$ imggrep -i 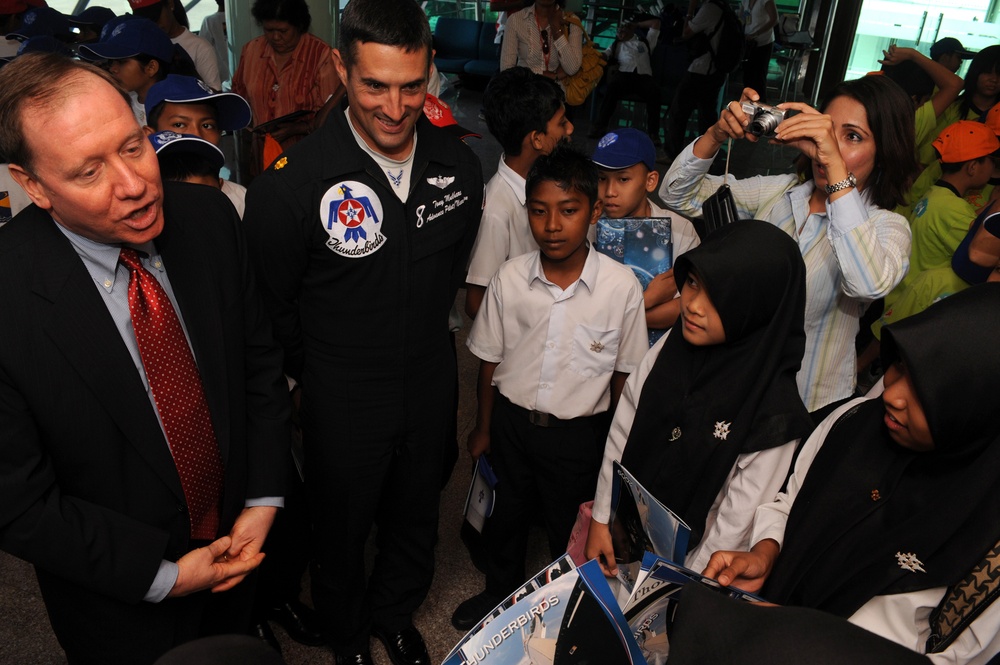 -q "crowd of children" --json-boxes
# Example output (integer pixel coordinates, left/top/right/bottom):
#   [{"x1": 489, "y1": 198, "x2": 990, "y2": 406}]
[{"x1": 0, "y1": 6, "x2": 999, "y2": 663}]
